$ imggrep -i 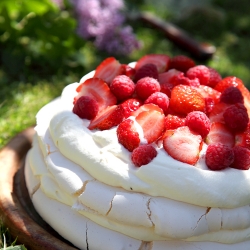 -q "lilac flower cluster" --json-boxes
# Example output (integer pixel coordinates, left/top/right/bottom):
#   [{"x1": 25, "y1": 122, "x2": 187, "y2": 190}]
[{"x1": 71, "y1": 0, "x2": 141, "y2": 55}]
